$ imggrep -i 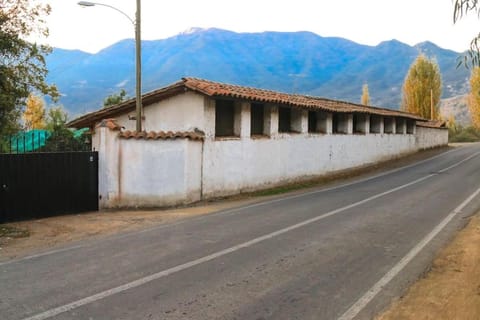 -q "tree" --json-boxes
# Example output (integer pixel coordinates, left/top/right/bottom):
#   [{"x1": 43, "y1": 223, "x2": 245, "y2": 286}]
[
  {"x1": 43, "y1": 106, "x2": 87, "y2": 151},
  {"x1": 23, "y1": 93, "x2": 46, "y2": 129},
  {"x1": 448, "y1": 114, "x2": 457, "y2": 128},
  {"x1": 468, "y1": 67, "x2": 480, "y2": 128},
  {"x1": 361, "y1": 84, "x2": 370, "y2": 105},
  {"x1": 401, "y1": 55, "x2": 442, "y2": 119},
  {"x1": 0, "y1": 0, "x2": 58, "y2": 137},
  {"x1": 104, "y1": 89, "x2": 128, "y2": 107},
  {"x1": 45, "y1": 106, "x2": 68, "y2": 132},
  {"x1": 454, "y1": 0, "x2": 480, "y2": 67}
]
